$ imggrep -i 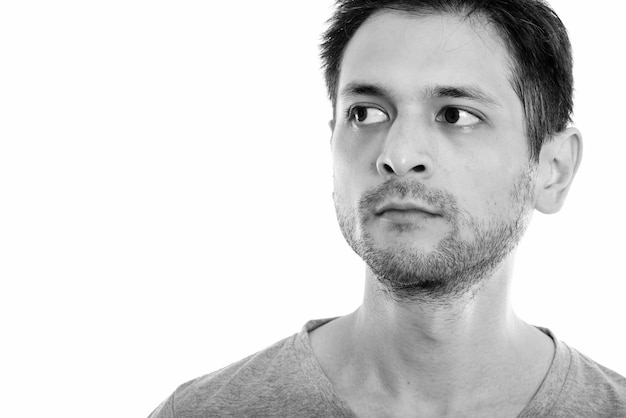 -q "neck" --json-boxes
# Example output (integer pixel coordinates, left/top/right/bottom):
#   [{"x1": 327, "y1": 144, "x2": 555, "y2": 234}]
[
  {"x1": 310, "y1": 256, "x2": 555, "y2": 416},
  {"x1": 356, "y1": 261, "x2": 521, "y2": 389}
]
